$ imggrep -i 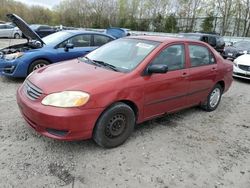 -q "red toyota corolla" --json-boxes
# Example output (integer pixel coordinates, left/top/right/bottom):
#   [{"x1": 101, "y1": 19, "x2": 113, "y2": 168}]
[{"x1": 16, "y1": 36, "x2": 233, "y2": 148}]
